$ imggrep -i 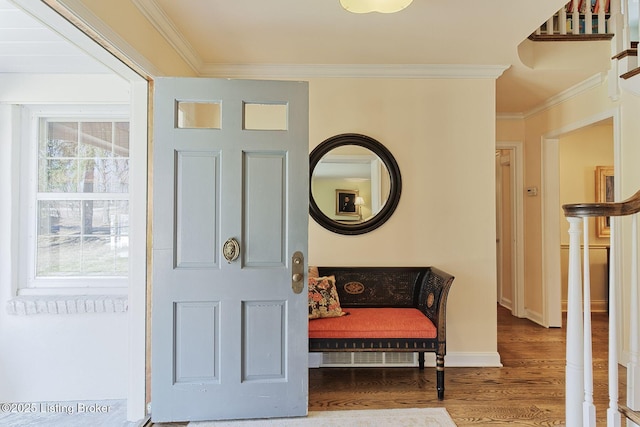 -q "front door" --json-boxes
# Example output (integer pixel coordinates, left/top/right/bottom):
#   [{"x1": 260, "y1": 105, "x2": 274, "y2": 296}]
[{"x1": 151, "y1": 78, "x2": 309, "y2": 422}]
